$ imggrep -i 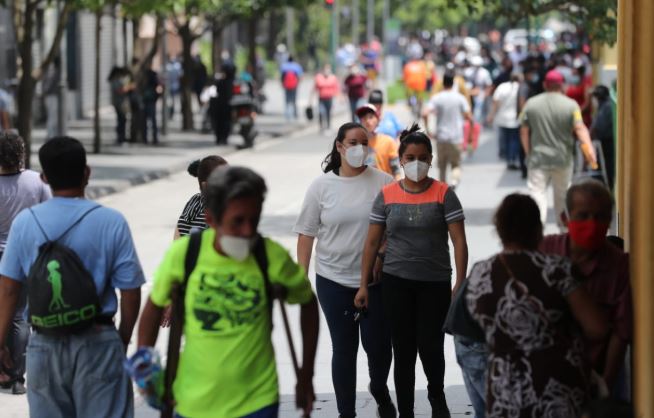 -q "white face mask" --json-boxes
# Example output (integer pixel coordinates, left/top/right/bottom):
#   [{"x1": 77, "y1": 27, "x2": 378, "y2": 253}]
[
  {"x1": 343, "y1": 144, "x2": 368, "y2": 168},
  {"x1": 219, "y1": 235, "x2": 255, "y2": 261},
  {"x1": 403, "y1": 160, "x2": 430, "y2": 182}
]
